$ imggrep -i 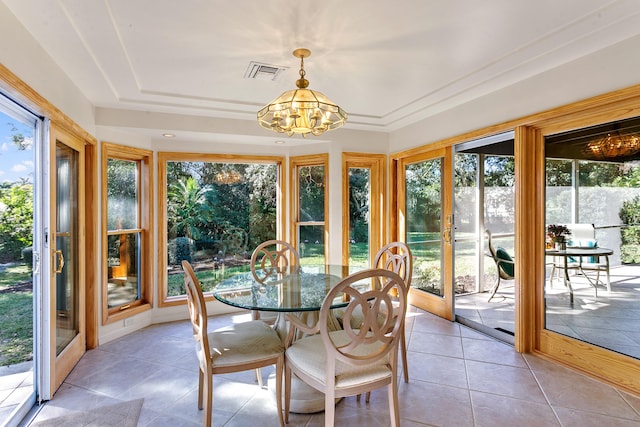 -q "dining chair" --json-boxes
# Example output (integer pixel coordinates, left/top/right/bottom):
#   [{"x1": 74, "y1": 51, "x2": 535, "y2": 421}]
[
  {"x1": 373, "y1": 241, "x2": 413, "y2": 384},
  {"x1": 182, "y1": 261, "x2": 285, "y2": 427},
  {"x1": 283, "y1": 268, "x2": 408, "y2": 427},
  {"x1": 250, "y1": 239, "x2": 300, "y2": 323}
]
